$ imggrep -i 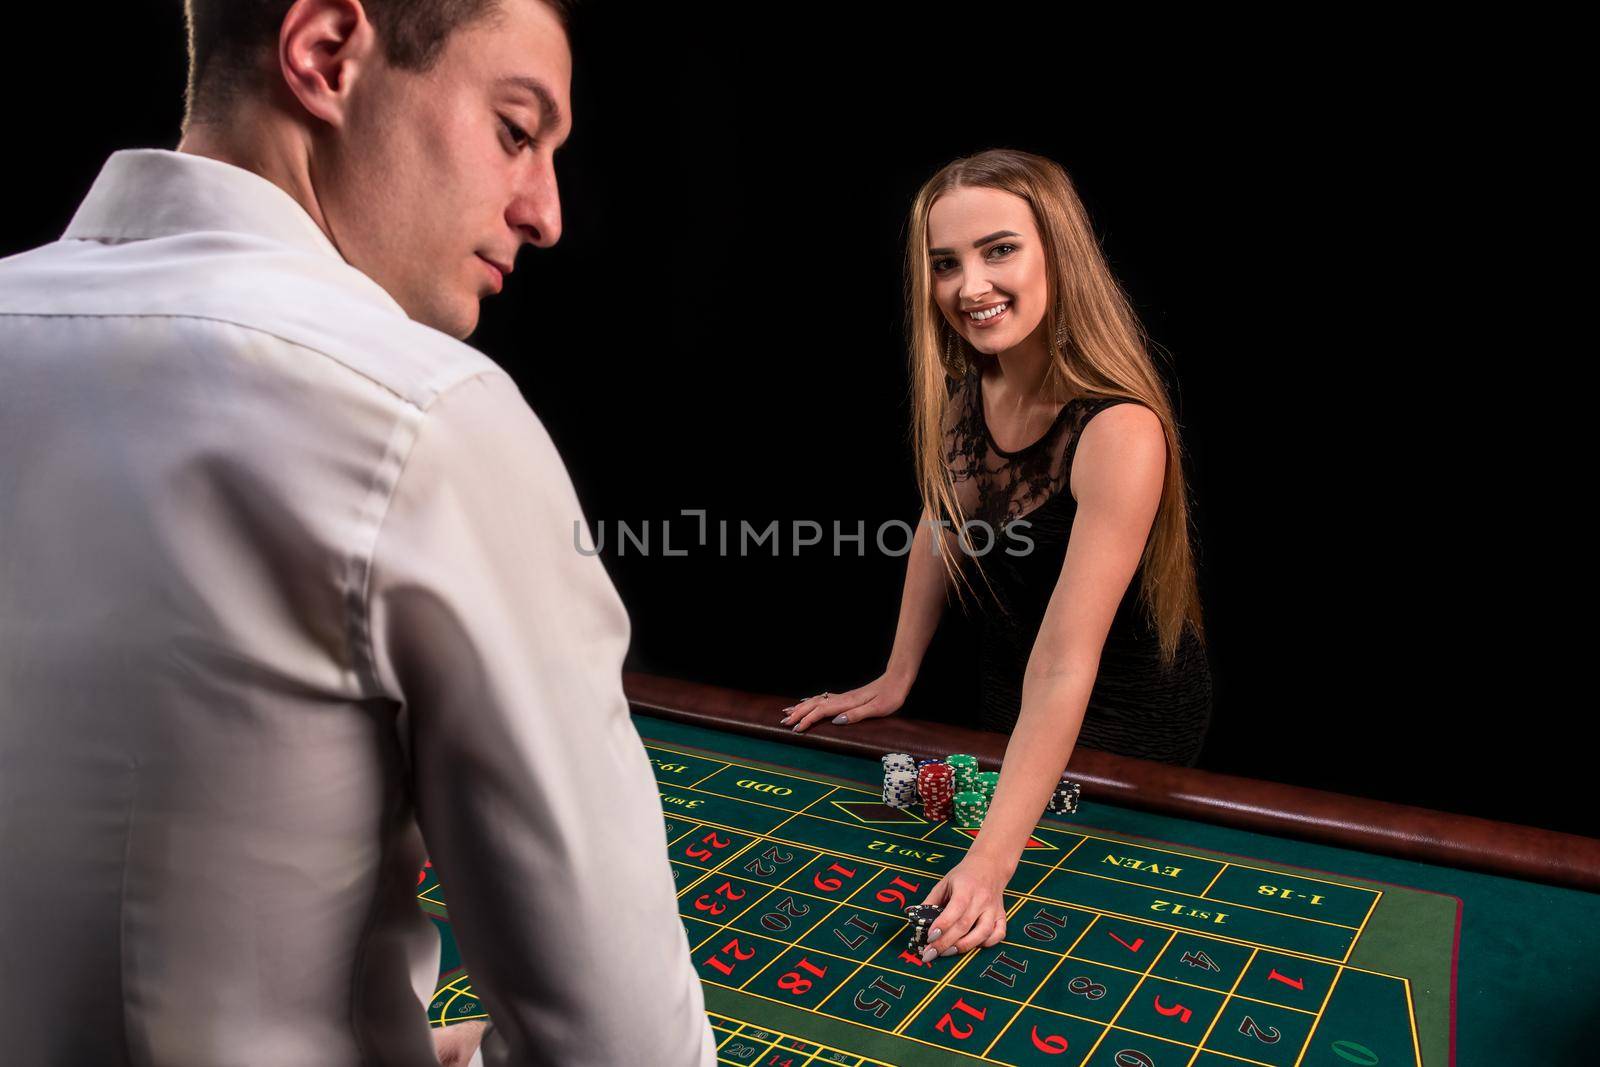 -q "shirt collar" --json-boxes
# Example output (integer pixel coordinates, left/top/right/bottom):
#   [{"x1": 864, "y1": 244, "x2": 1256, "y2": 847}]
[
  {"x1": 64, "y1": 149, "x2": 347, "y2": 264},
  {"x1": 64, "y1": 149, "x2": 406, "y2": 317}
]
